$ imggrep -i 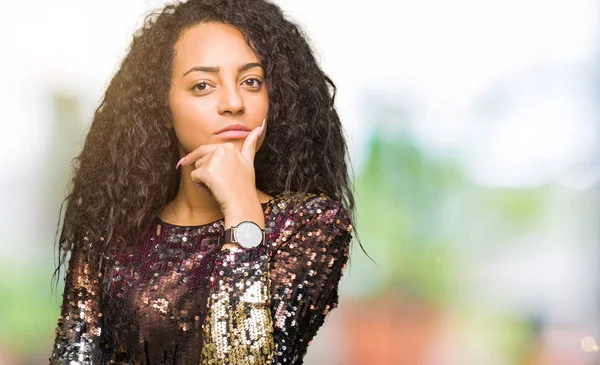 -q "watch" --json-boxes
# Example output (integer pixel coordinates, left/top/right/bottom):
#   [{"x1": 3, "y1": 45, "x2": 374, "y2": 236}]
[{"x1": 219, "y1": 220, "x2": 265, "y2": 249}]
